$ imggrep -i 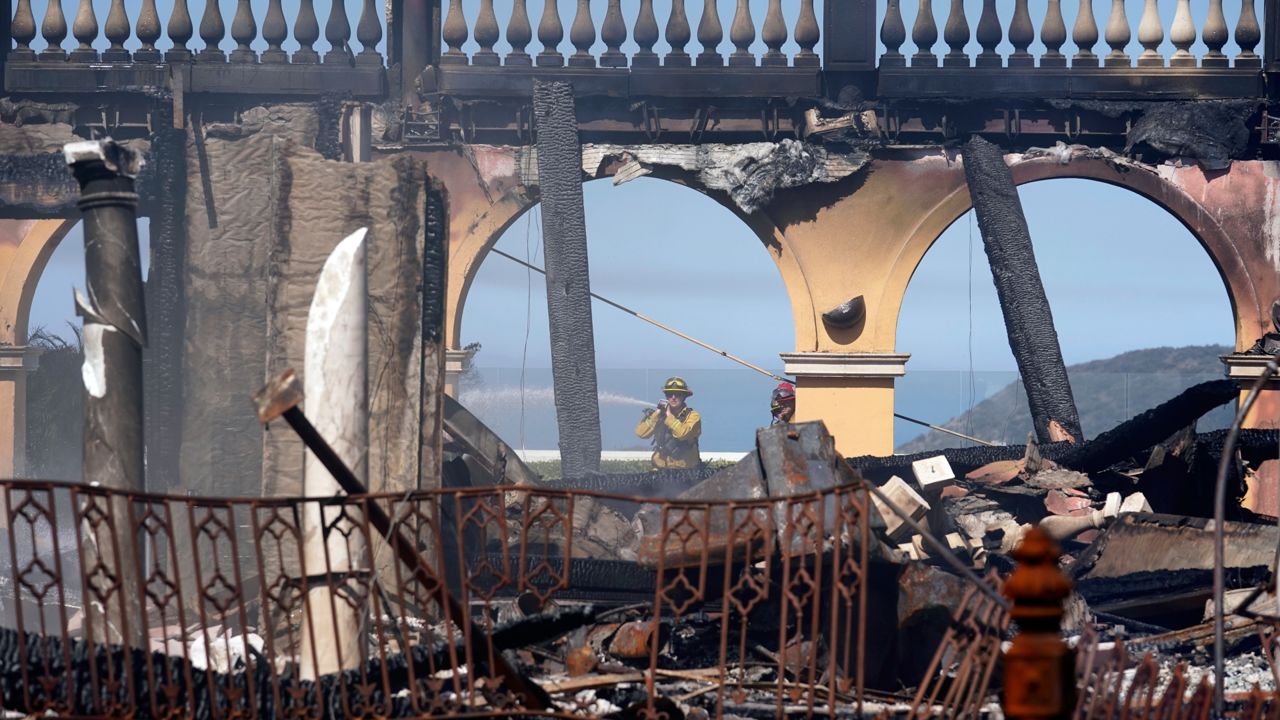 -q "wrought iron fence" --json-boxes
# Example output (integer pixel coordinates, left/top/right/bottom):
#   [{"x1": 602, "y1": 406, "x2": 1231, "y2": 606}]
[{"x1": 0, "y1": 477, "x2": 892, "y2": 718}]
